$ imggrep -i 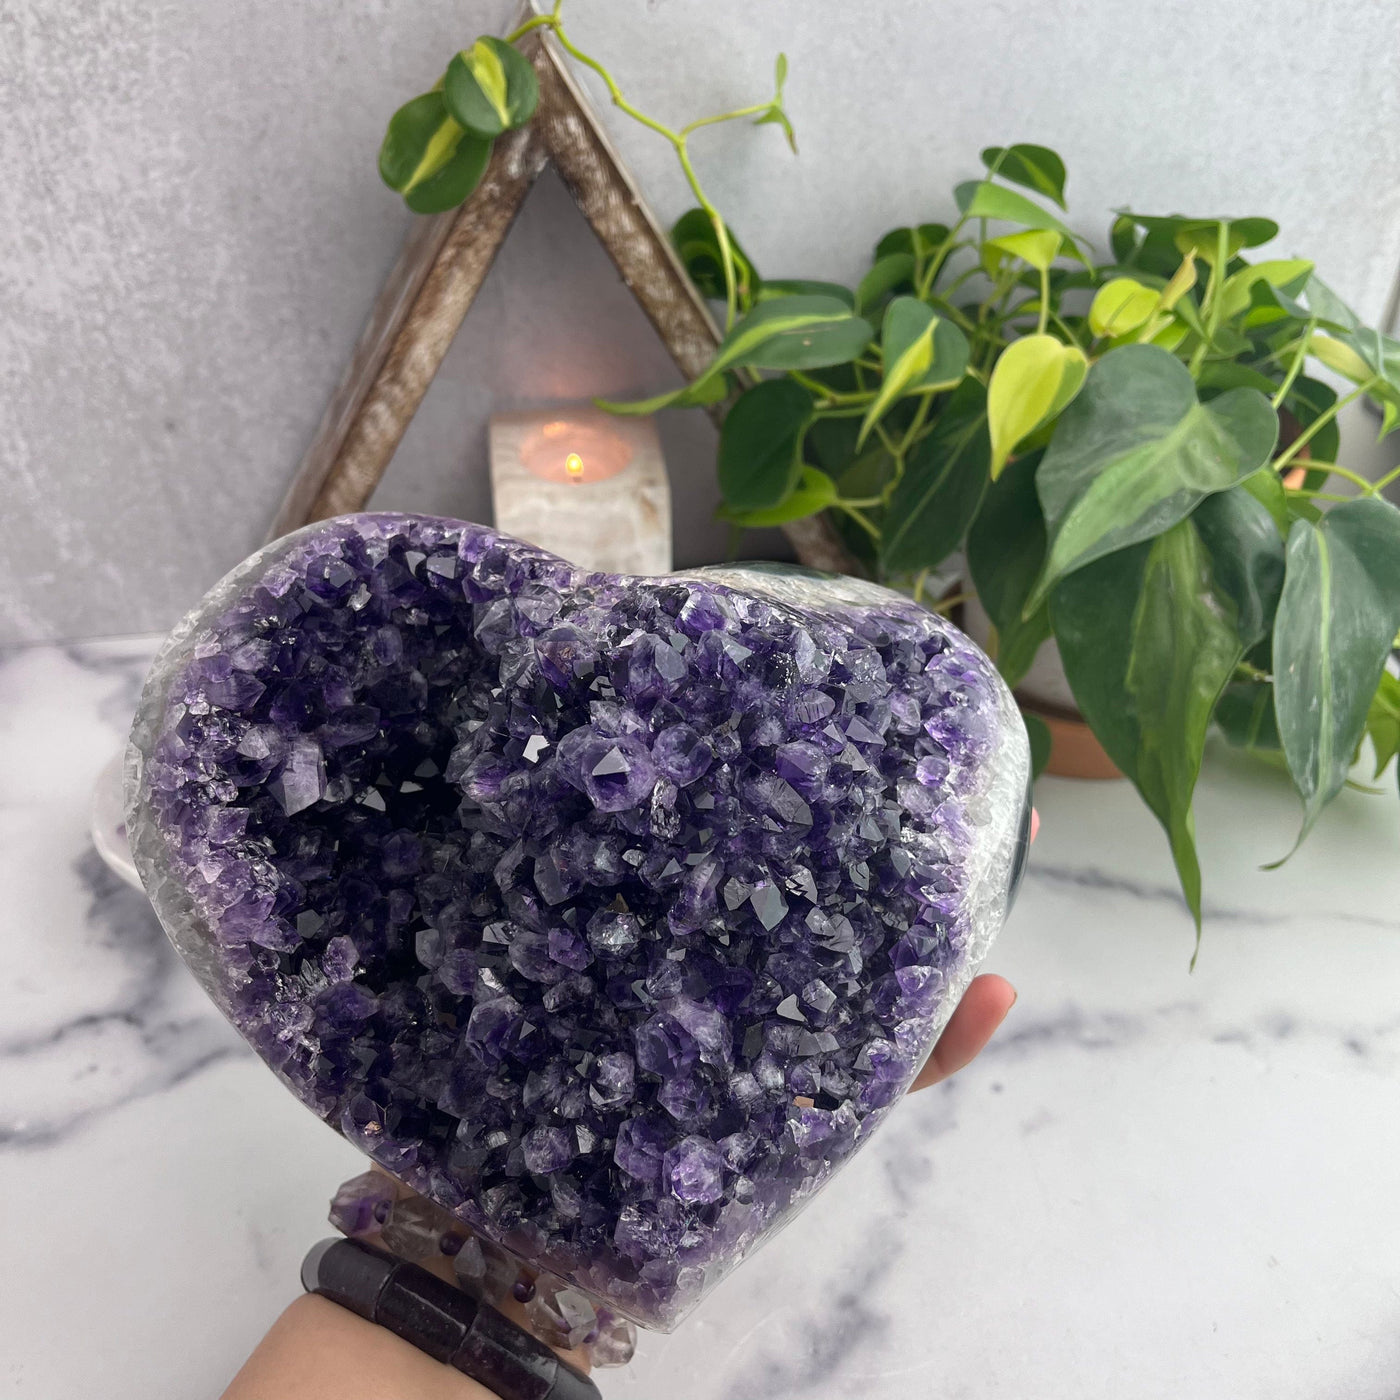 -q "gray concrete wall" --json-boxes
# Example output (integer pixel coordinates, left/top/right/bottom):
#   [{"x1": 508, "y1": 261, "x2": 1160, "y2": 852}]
[{"x1": 3, "y1": 0, "x2": 1398, "y2": 643}]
